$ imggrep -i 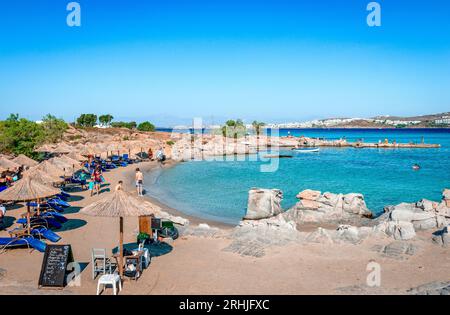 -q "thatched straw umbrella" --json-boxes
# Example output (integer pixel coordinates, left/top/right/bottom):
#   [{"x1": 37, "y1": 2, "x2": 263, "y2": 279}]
[
  {"x1": 51, "y1": 143, "x2": 72, "y2": 155},
  {"x1": 67, "y1": 151, "x2": 86, "y2": 162},
  {"x1": 32, "y1": 160, "x2": 66, "y2": 178},
  {"x1": 12, "y1": 154, "x2": 38, "y2": 168},
  {"x1": 0, "y1": 157, "x2": 20, "y2": 170},
  {"x1": 35, "y1": 144, "x2": 55, "y2": 153},
  {"x1": 80, "y1": 190, "x2": 159, "y2": 278},
  {"x1": 23, "y1": 168, "x2": 64, "y2": 186},
  {"x1": 58, "y1": 155, "x2": 82, "y2": 167},
  {"x1": 79, "y1": 146, "x2": 96, "y2": 157},
  {"x1": 47, "y1": 157, "x2": 81, "y2": 175},
  {"x1": 0, "y1": 177, "x2": 60, "y2": 234}
]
